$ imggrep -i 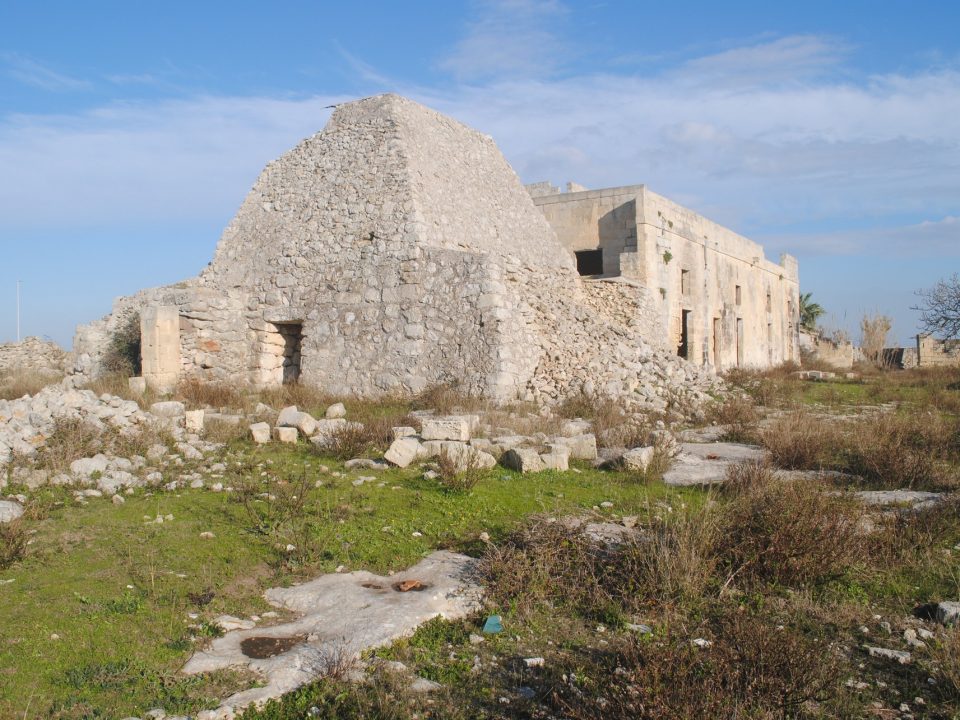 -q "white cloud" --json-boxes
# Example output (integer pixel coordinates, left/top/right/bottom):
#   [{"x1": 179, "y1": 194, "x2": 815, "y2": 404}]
[
  {"x1": 438, "y1": 0, "x2": 569, "y2": 82},
  {"x1": 0, "y1": 34, "x2": 957, "y2": 263},
  {"x1": 3, "y1": 52, "x2": 91, "y2": 91}
]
